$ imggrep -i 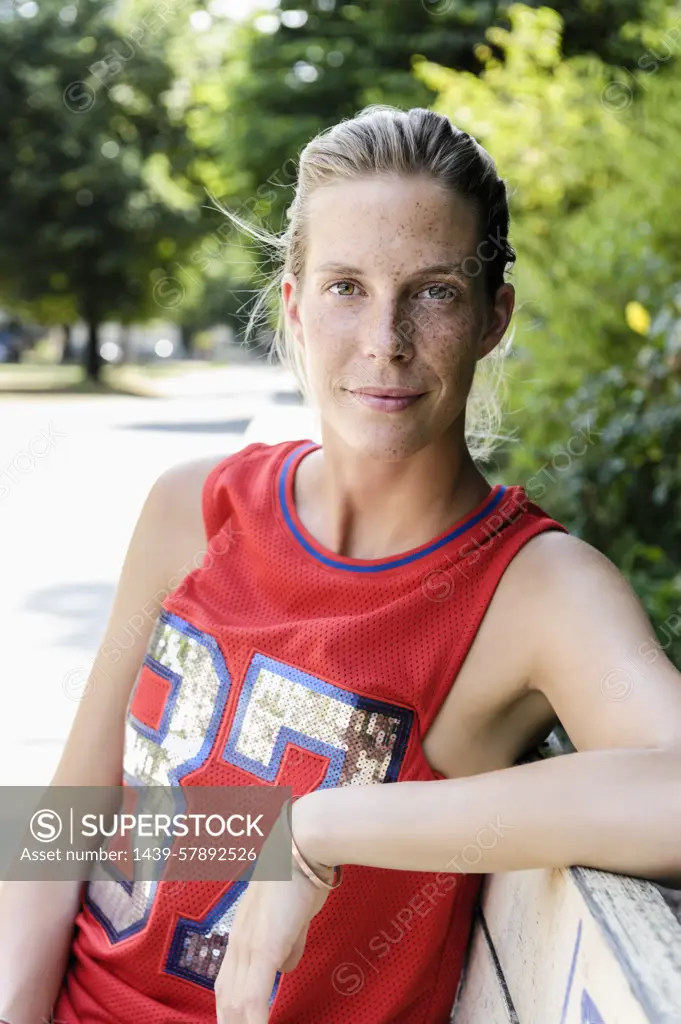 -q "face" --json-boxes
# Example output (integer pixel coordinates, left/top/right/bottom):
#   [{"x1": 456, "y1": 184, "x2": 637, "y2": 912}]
[{"x1": 281, "y1": 173, "x2": 515, "y2": 459}]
